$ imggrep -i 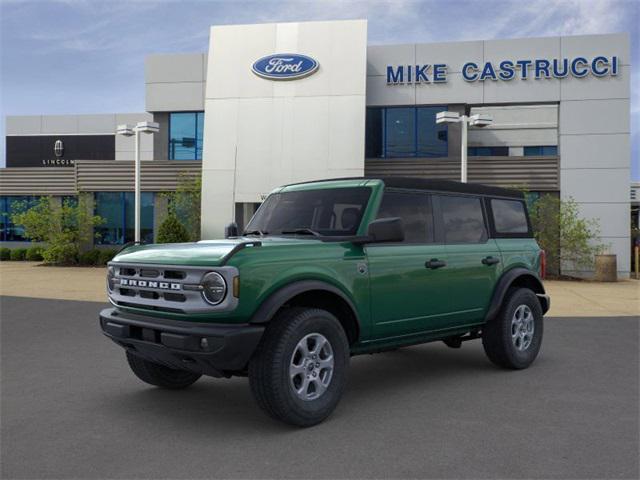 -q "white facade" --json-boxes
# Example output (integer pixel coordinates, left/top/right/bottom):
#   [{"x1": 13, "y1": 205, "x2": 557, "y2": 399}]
[
  {"x1": 199, "y1": 20, "x2": 368, "y2": 238},
  {"x1": 191, "y1": 22, "x2": 630, "y2": 276}
]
